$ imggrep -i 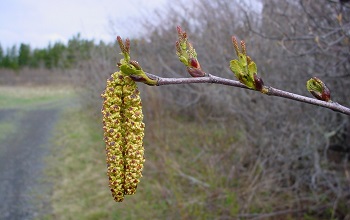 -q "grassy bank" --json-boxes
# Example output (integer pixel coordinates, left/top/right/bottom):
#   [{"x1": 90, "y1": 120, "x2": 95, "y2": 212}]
[
  {"x1": 43, "y1": 104, "x2": 349, "y2": 219},
  {"x1": 0, "y1": 85, "x2": 72, "y2": 109},
  {"x1": 43, "y1": 106, "x2": 112, "y2": 219},
  {"x1": 43, "y1": 101, "x2": 255, "y2": 219}
]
